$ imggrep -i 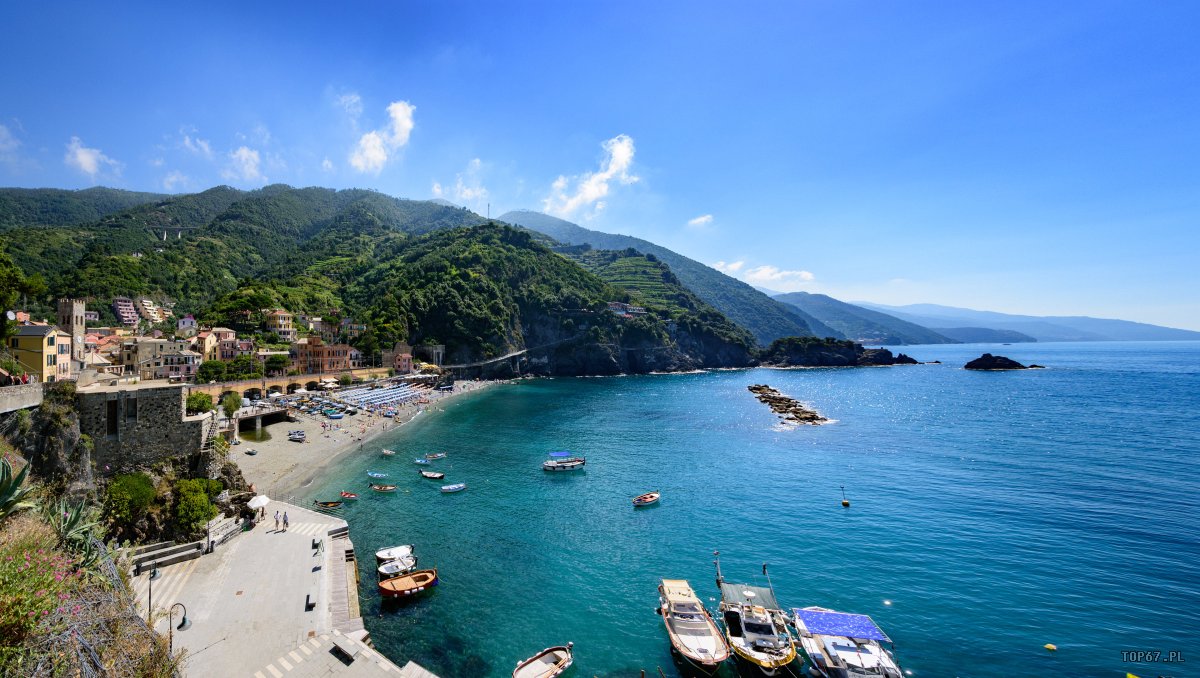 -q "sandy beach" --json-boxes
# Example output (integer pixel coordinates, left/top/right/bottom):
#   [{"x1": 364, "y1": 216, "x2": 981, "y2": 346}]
[{"x1": 233, "y1": 379, "x2": 498, "y2": 498}]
